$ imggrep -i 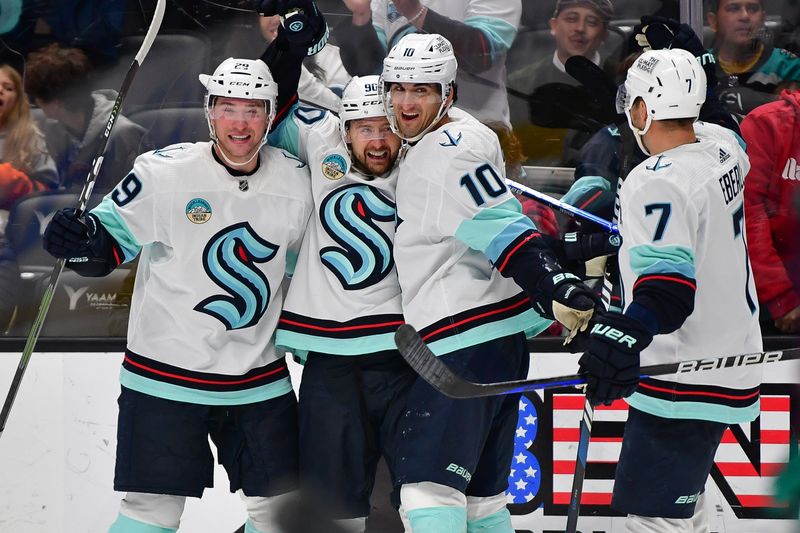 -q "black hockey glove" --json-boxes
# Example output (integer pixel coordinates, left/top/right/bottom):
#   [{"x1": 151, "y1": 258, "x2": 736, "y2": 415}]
[
  {"x1": 44, "y1": 208, "x2": 107, "y2": 259},
  {"x1": 578, "y1": 312, "x2": 653, "y2": 406},
  {"x1": 255, "y1": 0, "x2": 328, "y2": 56},
  {"x1": 534, "y1": 271, "x2": 601, "y2": 346},
  {"x1": 634, "y1": 15, "x2": 717, "y2": 88}
]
